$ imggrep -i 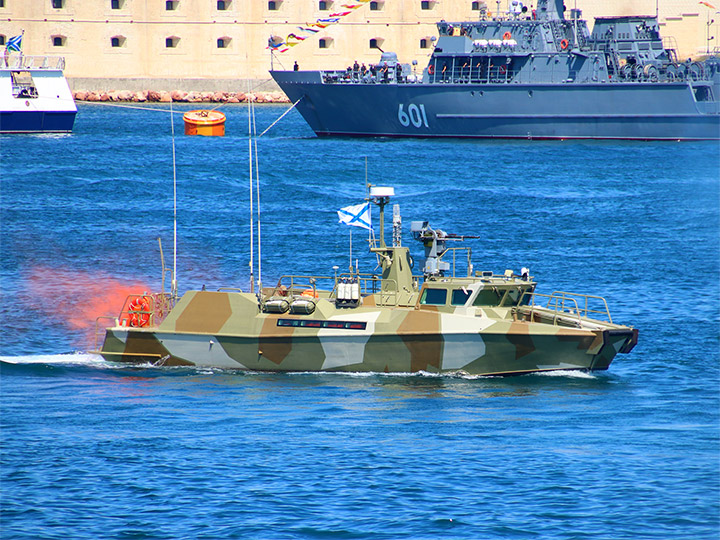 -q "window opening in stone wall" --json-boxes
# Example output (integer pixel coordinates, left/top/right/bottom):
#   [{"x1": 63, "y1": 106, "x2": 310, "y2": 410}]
[
  {"x1": 52, "y1": 0, "x2": 64, "y2": 8},
  {"x1": 52, "y1": 36, "x2": 66, "y2": 46}
]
